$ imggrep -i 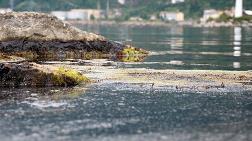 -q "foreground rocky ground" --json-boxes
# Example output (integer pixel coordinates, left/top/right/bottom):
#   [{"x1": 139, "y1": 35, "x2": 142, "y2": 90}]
[
  {"x1": 2, "y1": 59, "x2": 251, "y2": 100},
  {"x1": 40, "y1": 60, "x2": 252, "y2": 93}
]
